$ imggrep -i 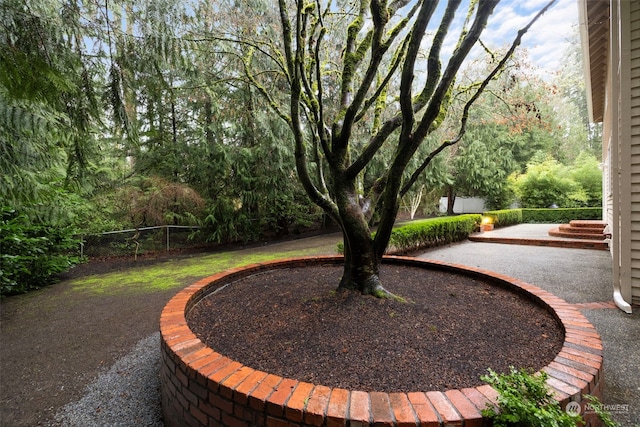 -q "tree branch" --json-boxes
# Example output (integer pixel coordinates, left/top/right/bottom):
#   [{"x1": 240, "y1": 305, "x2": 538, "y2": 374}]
[
  {"x1": 337, "y1": 0, "x2": 418, "y2": 152},
  {"x1": 400, "y1": 0, "x2": 558, "y2": 197},
  {"x1": 353, "y1": 37, "x2": 408, "y2": 125},
  {"x1": 346, "y1": 0, "x2": 457, "y2": 180},
  {"x1": 241, "y1": 50, "x2": 291, "y2": 125},
  {"x1": 352, "y1": 0, "x2": 420, "y2": 124},
  {"x1": 278, "y1": 0, "x2": 340, "y2": 221},
  {"x1": 338, "y1": 0, "x2": 367, "y2": 110},
  {"x1": 399, "y1": 0, "x2": 440, "y2": 128},
  {"x1": 192, "y1": 34, "x2": 290, "y2": 83},
  {"x1": 412, "y1": 0, "x2": 461, "y2": 112}
]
